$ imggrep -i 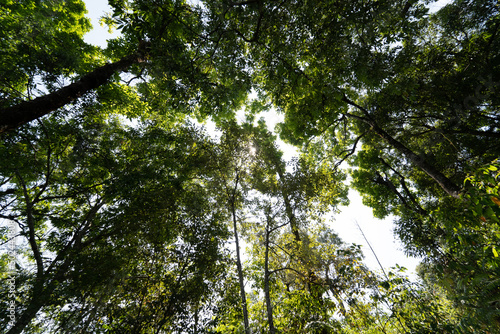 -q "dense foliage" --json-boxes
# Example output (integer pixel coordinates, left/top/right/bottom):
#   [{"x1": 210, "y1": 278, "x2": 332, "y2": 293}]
[{"x1": 1, "y1": 0, "x2": 499, "y2": 333}]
